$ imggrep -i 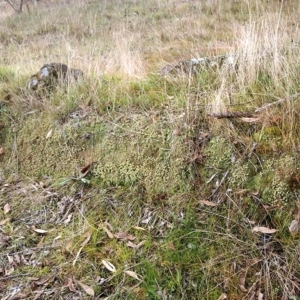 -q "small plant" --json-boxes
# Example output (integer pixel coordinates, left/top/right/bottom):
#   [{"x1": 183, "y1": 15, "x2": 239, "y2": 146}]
[{"x1": 0, "y1": 67, "x2": 14, "y2": 83}]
